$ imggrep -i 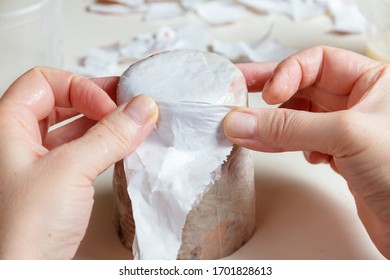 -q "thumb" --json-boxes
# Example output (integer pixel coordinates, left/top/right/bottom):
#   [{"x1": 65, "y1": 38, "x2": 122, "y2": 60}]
[
  {"x1": 224, "y1": 107, "x2": 360, "y2": 157},
  {"x1": 49, "y1": 94, "x2": 158, "y2": 178}
]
